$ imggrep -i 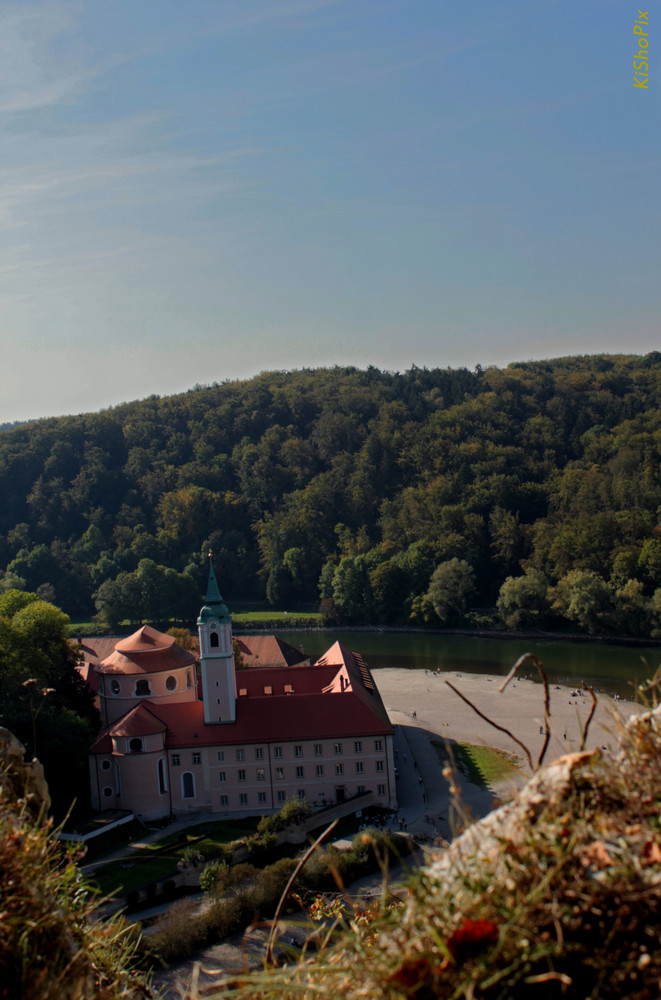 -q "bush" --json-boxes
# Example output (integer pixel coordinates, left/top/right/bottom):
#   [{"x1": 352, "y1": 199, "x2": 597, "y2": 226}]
[
  {"x1": 245, "y1": 831, "x2": 278, "y2": 859},
  {"x1": 200, "y1": 860, "x2": 230, "y2": 896}
]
